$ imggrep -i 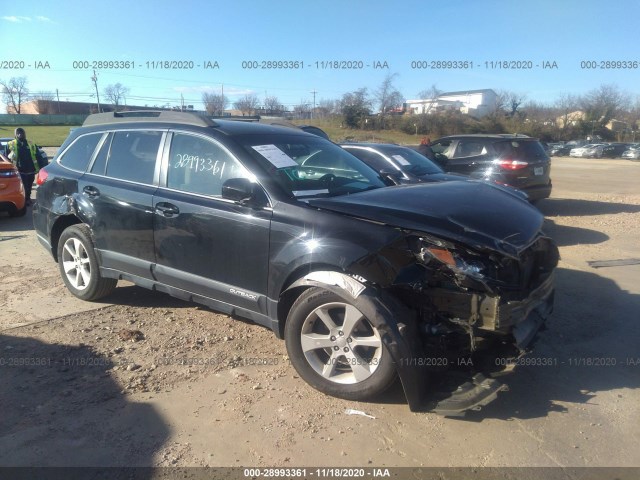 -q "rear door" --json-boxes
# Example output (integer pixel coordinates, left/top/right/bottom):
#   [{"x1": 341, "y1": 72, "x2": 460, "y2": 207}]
[
  {"x1": 152, "y1": 131, "x2": 272, "y2": 312},
  {"x1": 81, "y1": 129, "x2": 163, "y2": 280},
  {"x1": 447, "y1": 138, "x2": 493, "y2": 176}
]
